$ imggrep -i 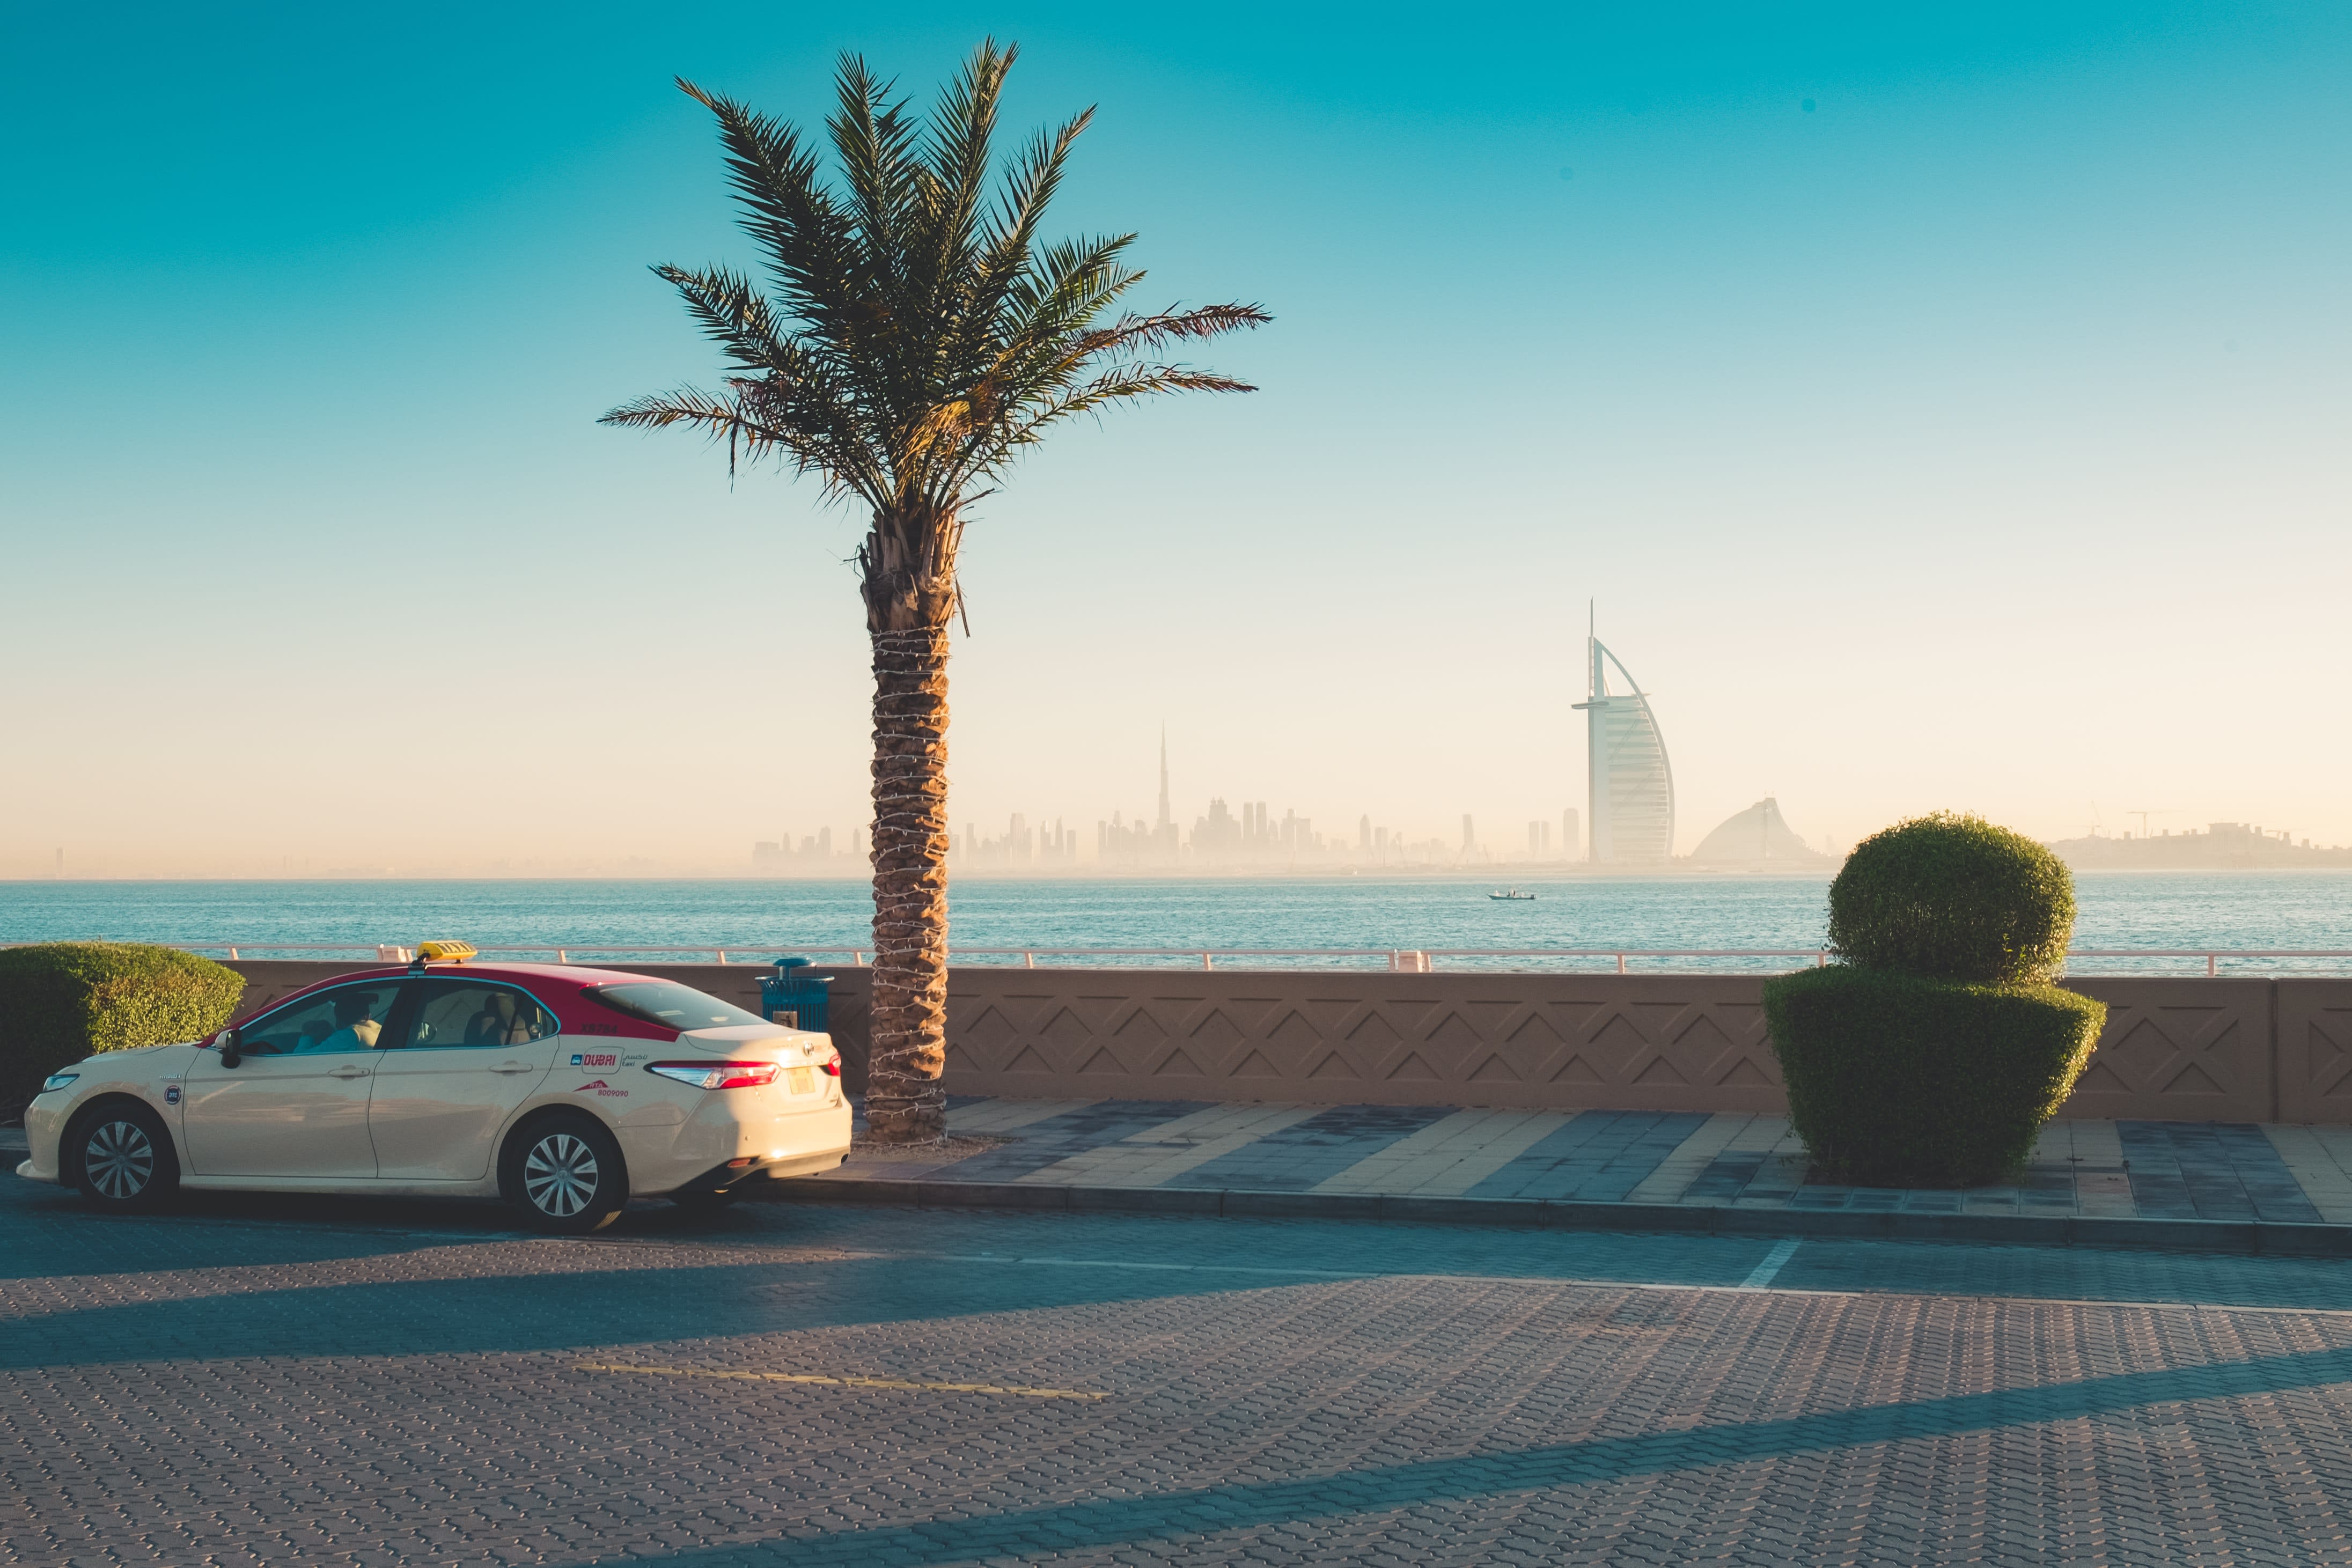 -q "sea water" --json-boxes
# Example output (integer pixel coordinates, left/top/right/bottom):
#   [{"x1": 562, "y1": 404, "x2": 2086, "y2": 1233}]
[{"x1": 2, "y1": 872, "x2": 2348, "y2": 974}]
